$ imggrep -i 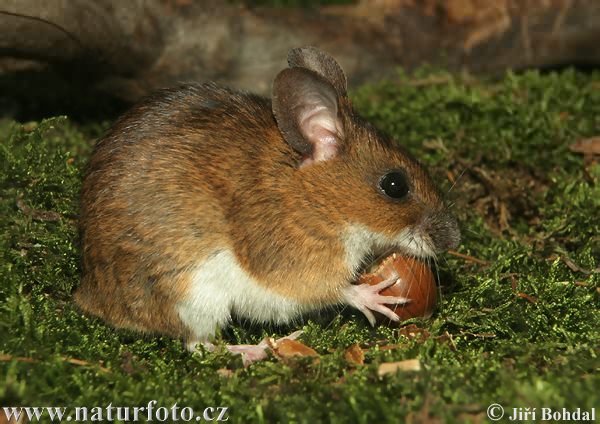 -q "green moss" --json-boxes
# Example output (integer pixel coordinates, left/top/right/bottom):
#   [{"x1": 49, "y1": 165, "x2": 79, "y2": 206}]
[{"x1": 1, "y1": 69, "x2": 599, "y2": 422}]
